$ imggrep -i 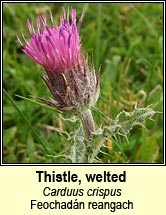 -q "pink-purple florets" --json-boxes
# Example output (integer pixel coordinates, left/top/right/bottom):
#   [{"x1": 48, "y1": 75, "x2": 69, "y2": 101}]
[{"x1": 17, "y1": 8, "x2": 84, "y2": 73}]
